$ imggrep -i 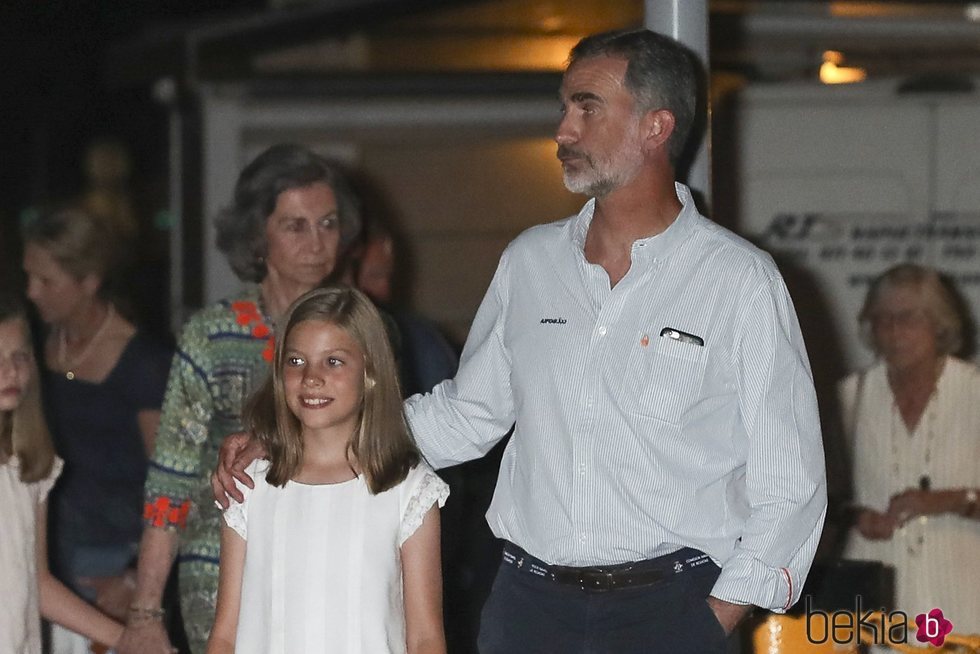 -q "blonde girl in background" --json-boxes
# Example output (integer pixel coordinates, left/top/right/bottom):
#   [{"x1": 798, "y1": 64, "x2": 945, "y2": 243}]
[
  {"x1": 0, "y1": 292, "x2": 123, "y2": 653},
  {"x1": 207, "y1": 286, "x2": 448, "y2": 654}
]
